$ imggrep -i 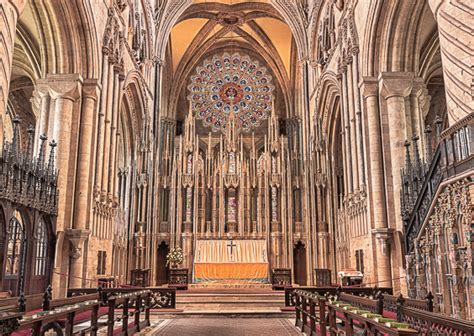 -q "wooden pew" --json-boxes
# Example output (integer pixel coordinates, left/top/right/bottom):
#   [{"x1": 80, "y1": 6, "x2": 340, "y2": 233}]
[
  {"x1": 338, "y1": 292, "x2": 383, "y2": 315},
  {"x1": 383, "y1": 292, "x2": 434, "y2": 320},
  {"x1": 294, "y1": 290, "x2": 419, "y2": 336},
  {"x1": 294, "y1": 288, "x2": 474, "y2": 336},
  {"x1": 327, "y1": 302, "x2": 418, "y2": 336},
  {"x1": 285, "y1": 286, "x2": 393, "y2": 307}
]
